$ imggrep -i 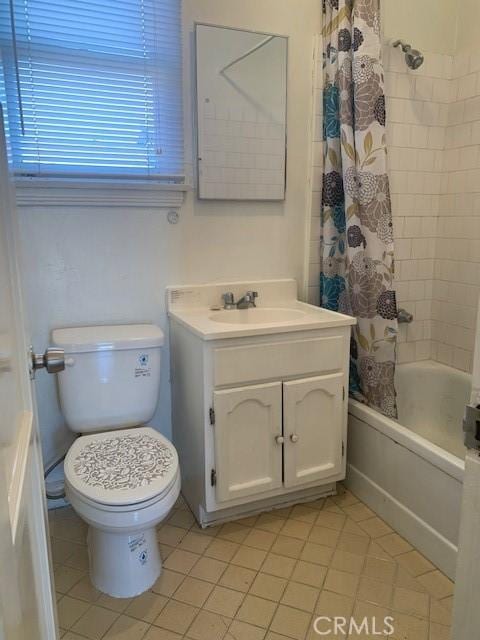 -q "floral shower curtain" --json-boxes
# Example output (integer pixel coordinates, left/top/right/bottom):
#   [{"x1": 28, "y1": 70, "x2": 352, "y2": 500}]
[{"x1": 320, "y1": 0, "x2": 398, "y2": 418}]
